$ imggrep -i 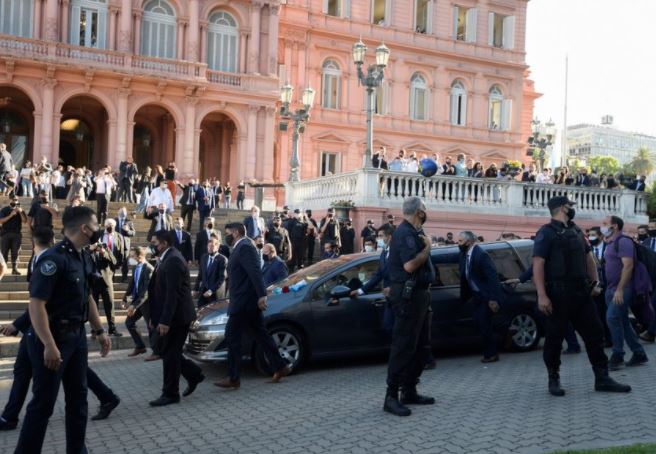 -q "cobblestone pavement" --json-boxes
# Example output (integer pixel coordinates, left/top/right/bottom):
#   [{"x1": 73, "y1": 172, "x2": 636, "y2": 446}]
[{"x1": 1, "y1": 342, "x2": 656, "y2": 454}]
